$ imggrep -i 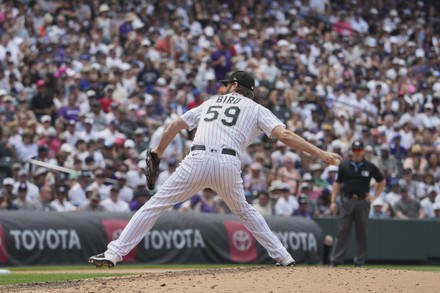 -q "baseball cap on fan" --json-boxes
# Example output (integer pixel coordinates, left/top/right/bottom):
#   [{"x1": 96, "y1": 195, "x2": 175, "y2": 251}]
[
  {"x1": 351, "y1": 140, "x2": 364, "y2": 150},
  {"x1": 219, "y1": 71, "x2": 255, "y2": 91}
]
